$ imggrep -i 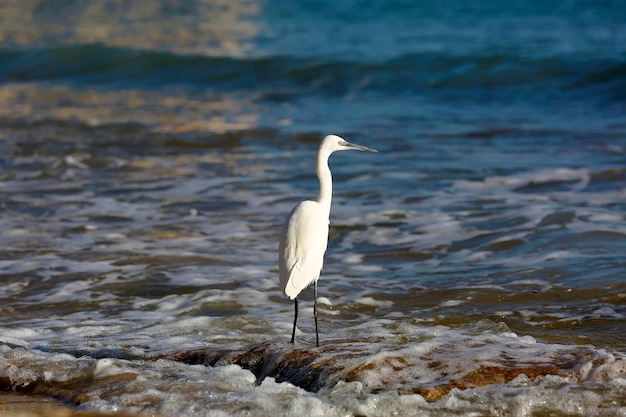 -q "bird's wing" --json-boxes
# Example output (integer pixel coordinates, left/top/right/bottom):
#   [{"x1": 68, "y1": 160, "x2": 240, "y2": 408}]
[{"x1": 279, "y1": 201, "x2": 329, "y2": 299}]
